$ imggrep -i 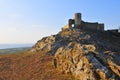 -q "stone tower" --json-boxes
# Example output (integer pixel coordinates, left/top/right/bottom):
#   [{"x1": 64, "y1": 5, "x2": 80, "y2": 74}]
[{"x1": 74, "y1": 13, "x2": 81, "y2": 28}]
